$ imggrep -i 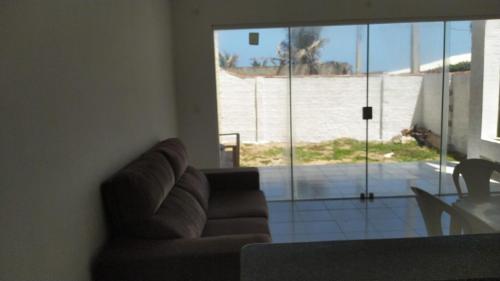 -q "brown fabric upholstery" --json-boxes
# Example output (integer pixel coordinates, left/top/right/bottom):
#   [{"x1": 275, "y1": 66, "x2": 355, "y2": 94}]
[
  {"x1": 97, "y1": 138, "x2": 270, "y2": 281},
  {"x1": 152, "y1": 138, "x2": 188, "y2": 180},
  {"x1": 101, "y1": 151, "x2": 176, "y2": 237},
  {"x1": 175, "y1": 166, "x2": 210, "y2": 211},
  {"x1": 202, "y1": 167, "x2": 260, "y2": 191},
  {"x1": 93, "y1": 234, "x2": 271, "y2": 281},
  {"x1": 208, "y1": 190, "x2": 268, "y2": 219},
  {"x1": 137, "y1": 188, "x2": 207, "y2": 239},
  {"x1": 203, "y1": 217, "x2": 270, "y2": 237}
]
